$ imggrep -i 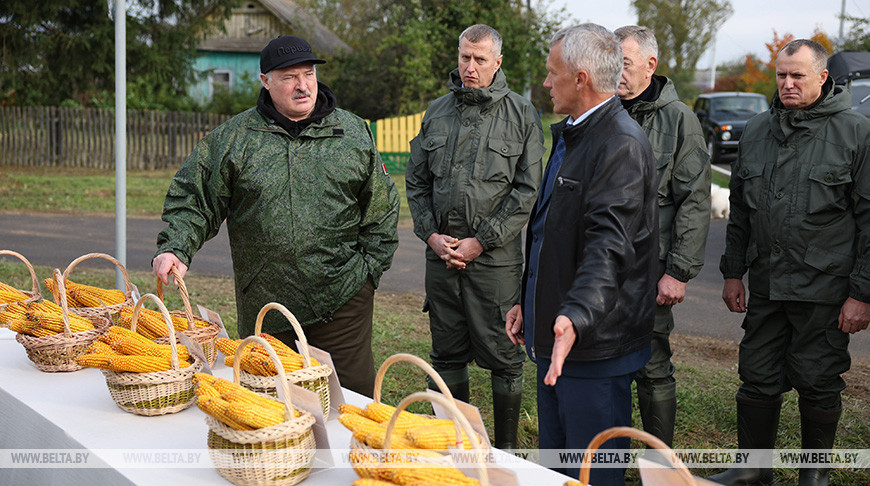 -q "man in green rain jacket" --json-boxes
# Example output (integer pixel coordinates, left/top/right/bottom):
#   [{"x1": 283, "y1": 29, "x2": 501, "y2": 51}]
[
  {"x1": 710, "y1": 40, "x2": 870, "y2": 486},
  {"x1": 153, "y1": 36, "x2": 400, "y2": 397},
  {"x1": 405, "y1": 24, "x2": 545, "y2": 449}
]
